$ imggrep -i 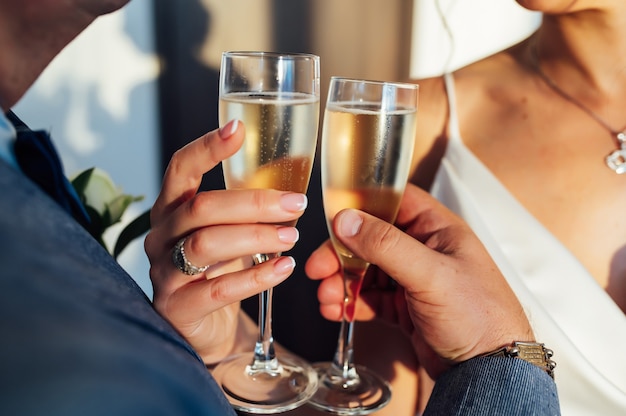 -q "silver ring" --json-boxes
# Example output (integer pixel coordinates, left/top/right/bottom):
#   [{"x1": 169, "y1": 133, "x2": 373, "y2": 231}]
[{"x1": 172, "y1": 237, "x2": 210, "y2": 275}]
